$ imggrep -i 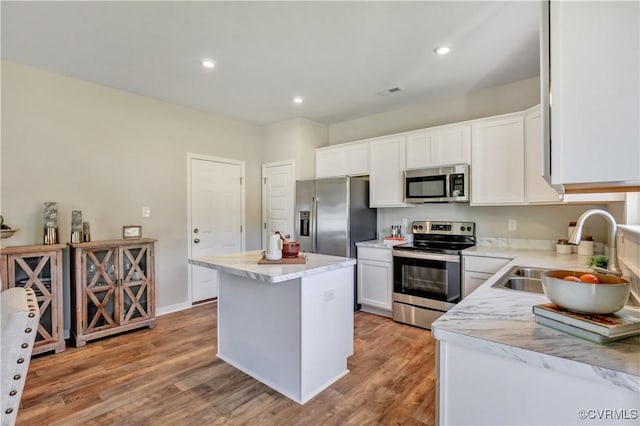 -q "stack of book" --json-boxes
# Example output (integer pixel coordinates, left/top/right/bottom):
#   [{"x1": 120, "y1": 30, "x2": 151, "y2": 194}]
[{"x1": 533, "y1": 303, "x2": 640, "y2": 344}]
